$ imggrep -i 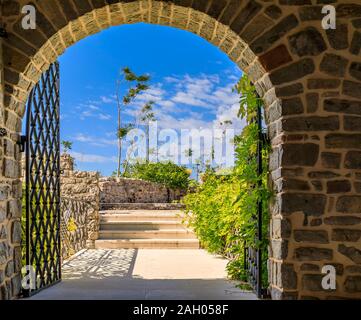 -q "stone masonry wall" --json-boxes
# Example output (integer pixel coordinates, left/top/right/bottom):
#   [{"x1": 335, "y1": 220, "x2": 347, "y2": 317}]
[
  {"x1": 1, "y1": 0, "x2": 361, "y2": 300},
  {"x1": 99, "y1": 177, "x2": 186, "y2": 205},
  {"x1": 60, "y1": 154, "x2": 100, "y2": 250},
  {"x1": 0, "y1": 14, "x2": 22, "y2": 300}
]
